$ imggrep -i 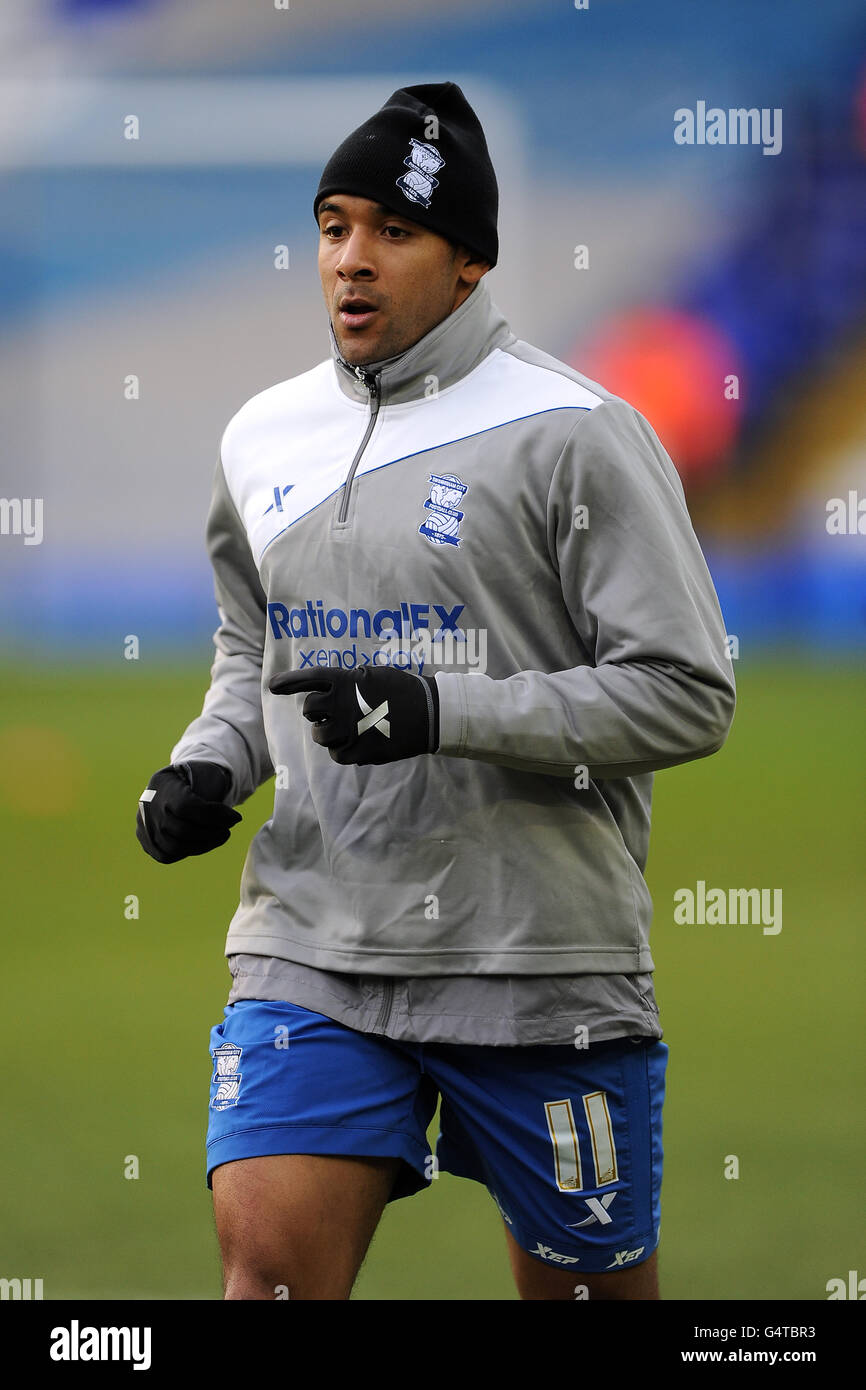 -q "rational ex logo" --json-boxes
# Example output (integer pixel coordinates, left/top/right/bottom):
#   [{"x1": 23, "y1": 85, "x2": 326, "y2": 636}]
[{"x1": 267, "y1": 599, "x2": 466, "y2": 643}]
